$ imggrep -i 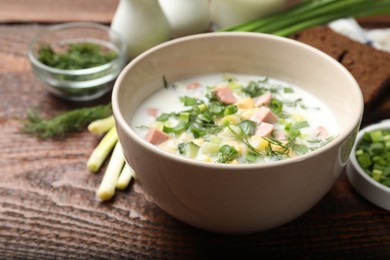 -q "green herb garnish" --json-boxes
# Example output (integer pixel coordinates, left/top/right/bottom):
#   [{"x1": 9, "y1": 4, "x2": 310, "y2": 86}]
[
  {"x1": 223, "y1": 105, "x2": 238, "y2": 116},
  {"x1": 149, "y1": 75, "x2": 335, "y2": 164},
  {"x1": 217, "y1": 144, "x2": 239, "y2": 163},
  {"x1": 242, "y1": 79, "x2": 268, "y2": 98},
  {"x1": 270, "y1": 99, "x2": 283, "y2": 116},
  {"x1": 22, "y1": 103, "x2": 112, "y2": 139},
  {"x1": 238, "y1": 120, "x2": 257, "y2": 136},
  {"x1": 355, "y1": 129, "x2": 390, "y2": 187},
  {"x1": 180, "y1": 96, "x2": 198, "y2": 106},
  {"x1": 163, "y1": 75, "x2": 169, "y2": 89},
  {"x1": 38, "y1": 43, "x2": 117, "y2": 70}
]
